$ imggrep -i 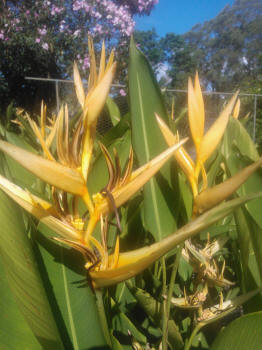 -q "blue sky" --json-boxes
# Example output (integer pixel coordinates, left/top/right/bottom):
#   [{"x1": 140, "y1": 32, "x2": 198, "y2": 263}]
[{"x1": 135, "y1": 0, "x2": 234, "y2": 36}]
